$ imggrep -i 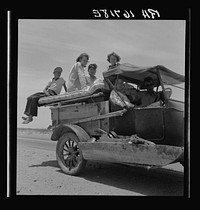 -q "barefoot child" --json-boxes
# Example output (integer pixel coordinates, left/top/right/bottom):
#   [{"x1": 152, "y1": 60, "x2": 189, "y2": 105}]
[{"x1": 22, "y1": 67, "x2": 67, "y2": 124}]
